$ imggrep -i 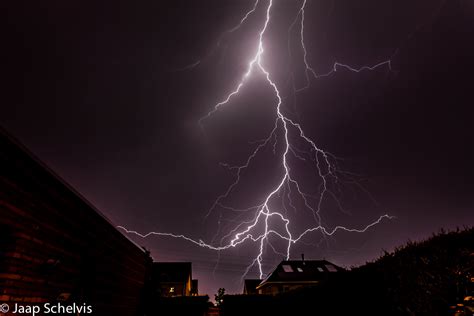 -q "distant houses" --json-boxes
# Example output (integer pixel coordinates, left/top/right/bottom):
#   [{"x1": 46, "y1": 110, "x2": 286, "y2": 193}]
[
  {"x1": 221, "y1": 259, "x2": 346, "y2": 316},
  {"x1": 257, "y1": 259, "x2": 345, "y2": 295},
  {"x1": 243, "y1": 259, "x2": 345, "y2": 295},
  {"x1": 147, "y1": 262, "x2": 209, "y2": 316},
  {"x1": 151, "y1": 262, "x2": 199, "y2": 297},
  {"x1": 219, "y1": 259, "x2": 347, "y2": 316}
]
